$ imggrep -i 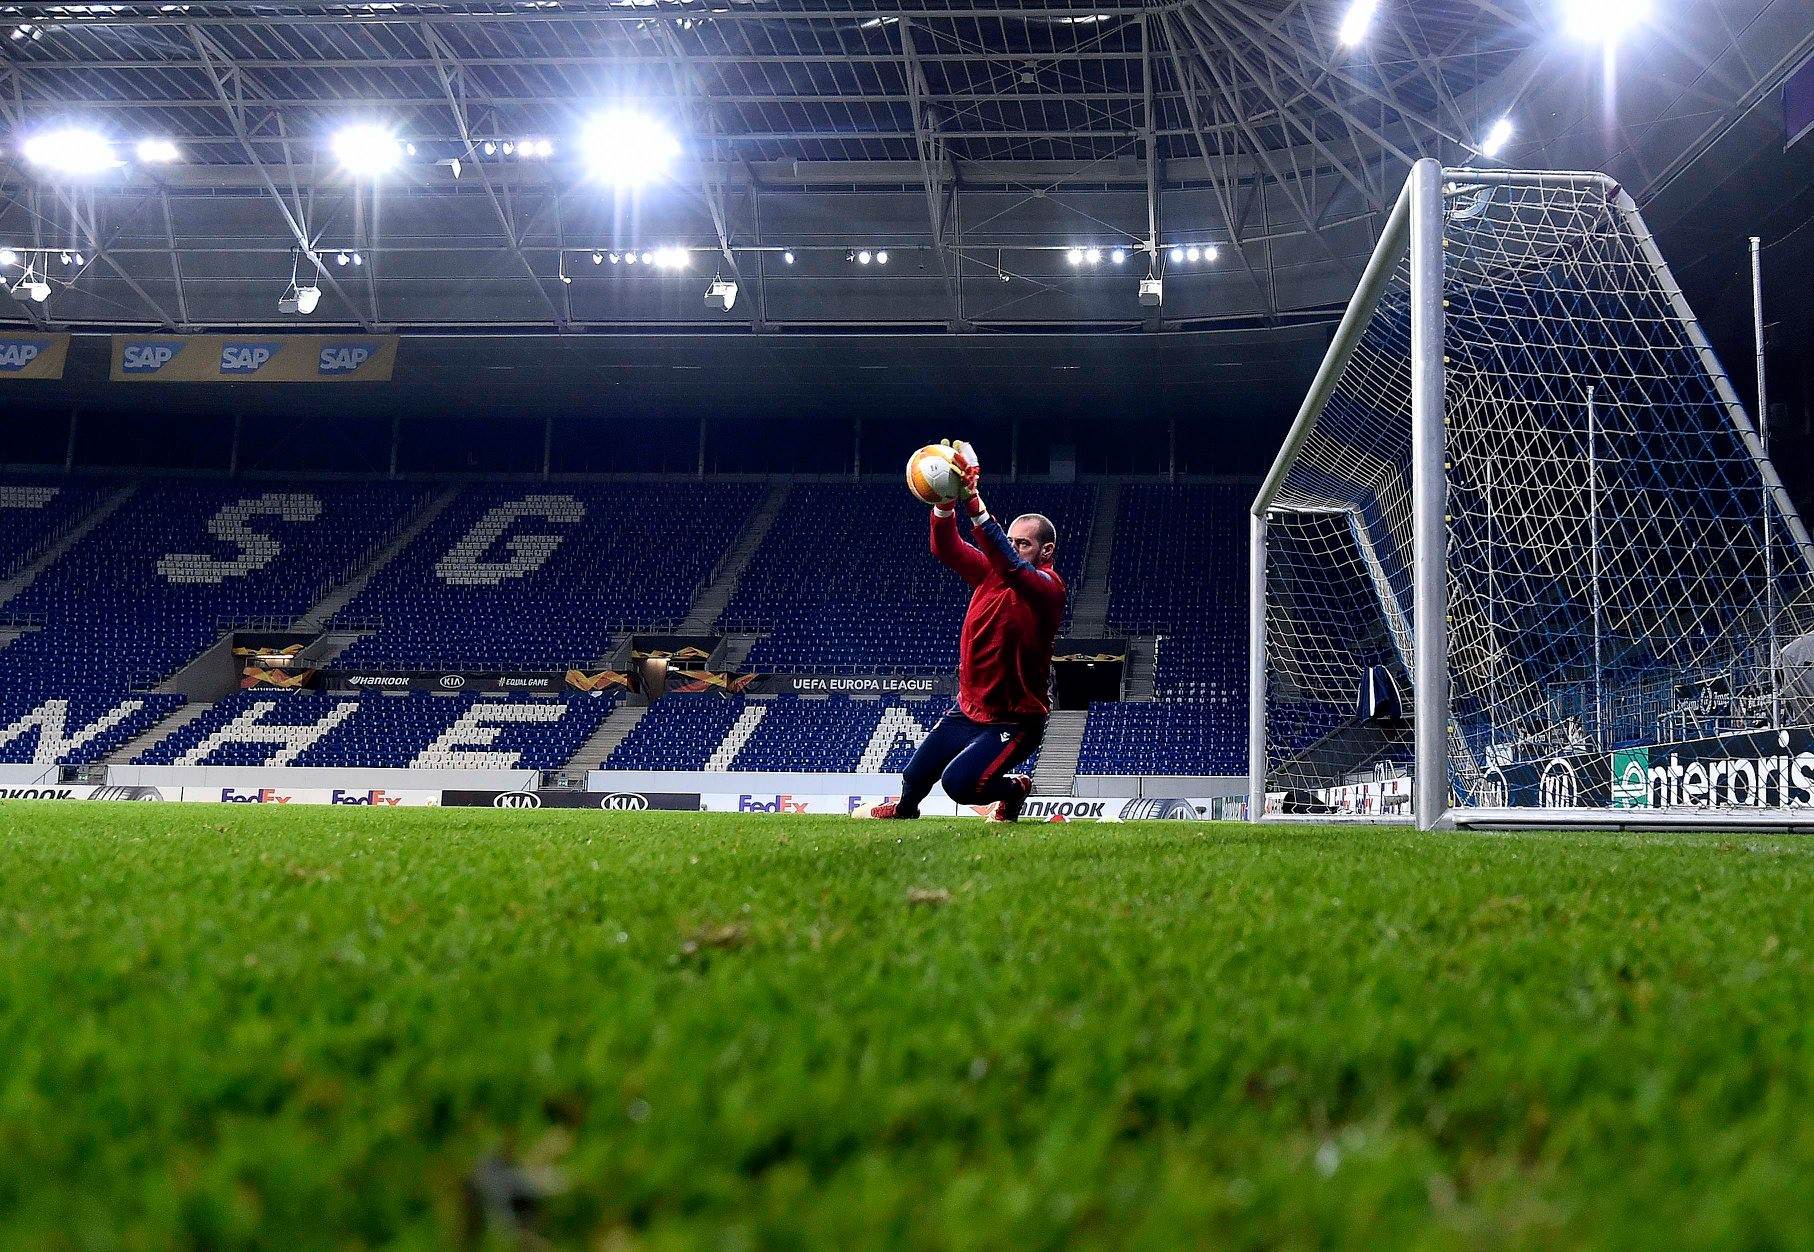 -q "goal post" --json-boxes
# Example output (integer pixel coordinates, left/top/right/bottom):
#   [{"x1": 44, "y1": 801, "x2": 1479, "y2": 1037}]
[{"x1": 1251, "y1": 158, "x2": 1814, "y2": 829}]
